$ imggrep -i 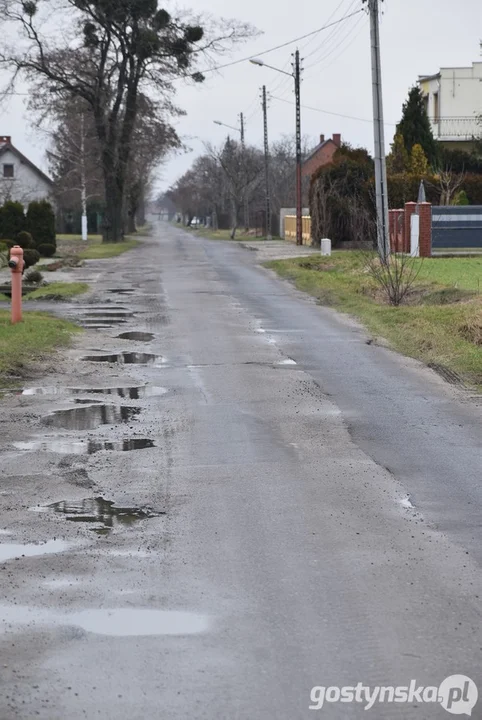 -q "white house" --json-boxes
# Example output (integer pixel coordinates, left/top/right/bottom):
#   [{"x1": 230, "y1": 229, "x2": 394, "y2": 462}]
[
  {"x1": 418, "y1": 61, "x2": 482, "y2": 151},
  {"x1": 0, "y1": 136, "x2": 53, "y2": 208}
]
